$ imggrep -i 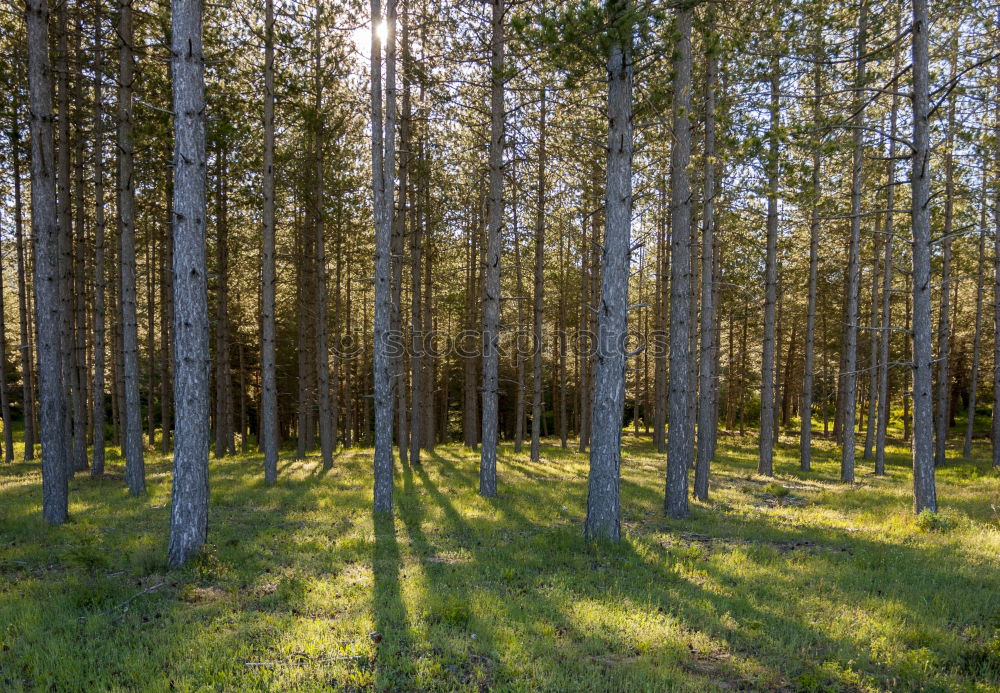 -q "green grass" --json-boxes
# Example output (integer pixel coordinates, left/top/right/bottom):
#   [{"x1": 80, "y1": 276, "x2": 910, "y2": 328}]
[{"x1": 1, "y1": 432, "x2": 1000, "y2": 692}]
